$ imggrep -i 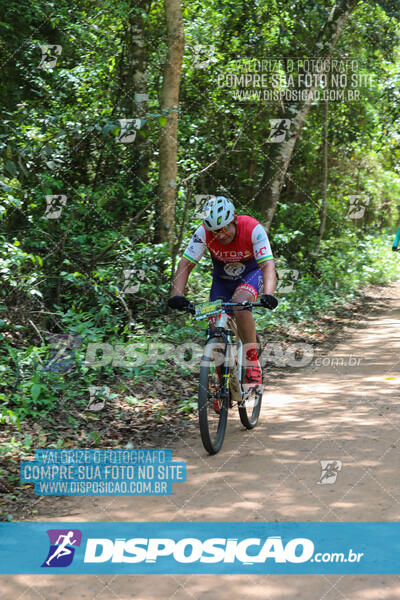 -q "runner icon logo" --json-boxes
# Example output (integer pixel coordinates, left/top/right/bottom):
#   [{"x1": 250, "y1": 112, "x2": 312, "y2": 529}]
[
  {"x1": 347, "y1": 195, "x2": 370, "y2": 219},
  {"x1": 194, "y1": 194, "x2": 216, "y2": 219},
  {"x1": 45, "y1": 195, "x2": 67, "y2": 219},
  {"x1": 276, "y1": 269, "x2": 299, "y2": 293},
  {"x1": 123, "y1": 268, "x2": 146, "y2": 294},
  {"x1": 43, "y1": 333, "x2": 82, "y2": 373},
  {"x1": 117, "y1": 118, "x2": 141, "y2": 144},
  {"x1": 317, "y1": 460, "x2": 342, "y2": 485},
  {"x1": 39, "y1": 44, "x2": 62, "y2": 69},
  {"x1": 87, "y1": 385, "x2": 110, "y2": 411},
  {"x1": 191, "y1": 44, "x2": 218, "y2": 69},
  {"x1": 41, "y1": 529, "x2": 82, "y2": 568},
  {"x1": 267, "y1": 119, "x2": 291, "y2": 143}
]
